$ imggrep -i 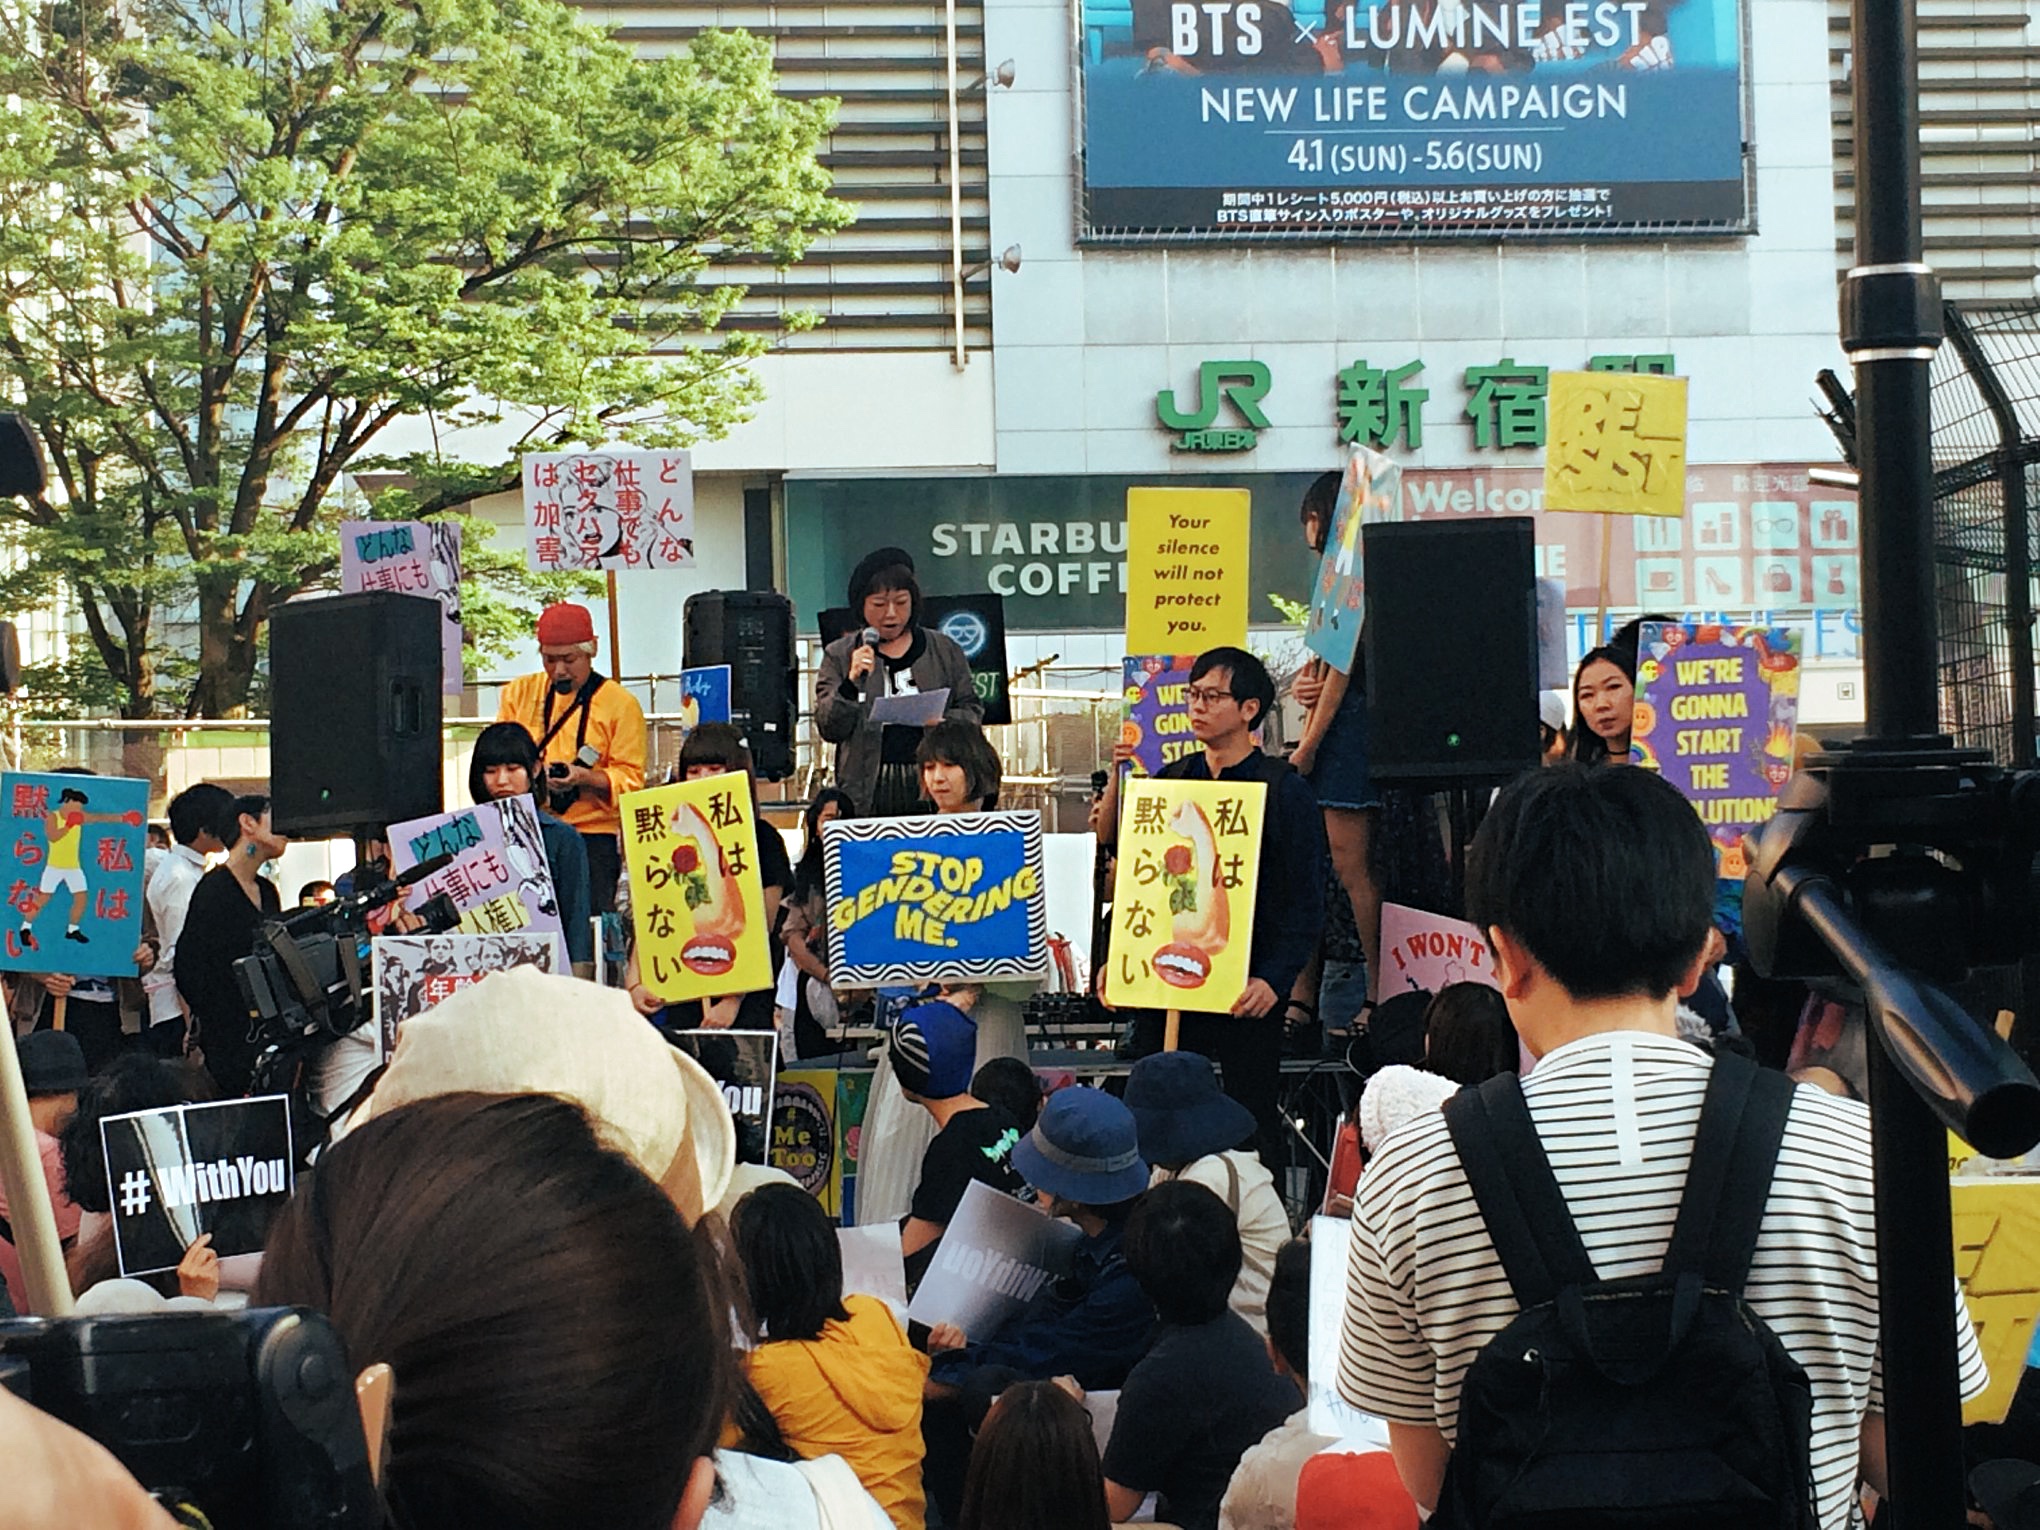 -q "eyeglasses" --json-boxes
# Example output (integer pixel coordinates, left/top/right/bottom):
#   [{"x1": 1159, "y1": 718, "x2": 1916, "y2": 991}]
[{"x1": 1185, "y1": 685, "x2": 1236, "y2": 708}]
